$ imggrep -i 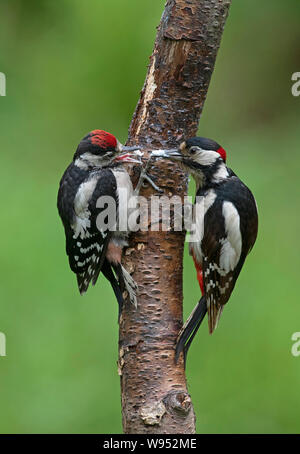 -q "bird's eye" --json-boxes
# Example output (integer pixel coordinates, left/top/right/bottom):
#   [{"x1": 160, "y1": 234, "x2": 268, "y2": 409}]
[{"x1": 189, "y1": 147, "x2": 197, "y2": 155}]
